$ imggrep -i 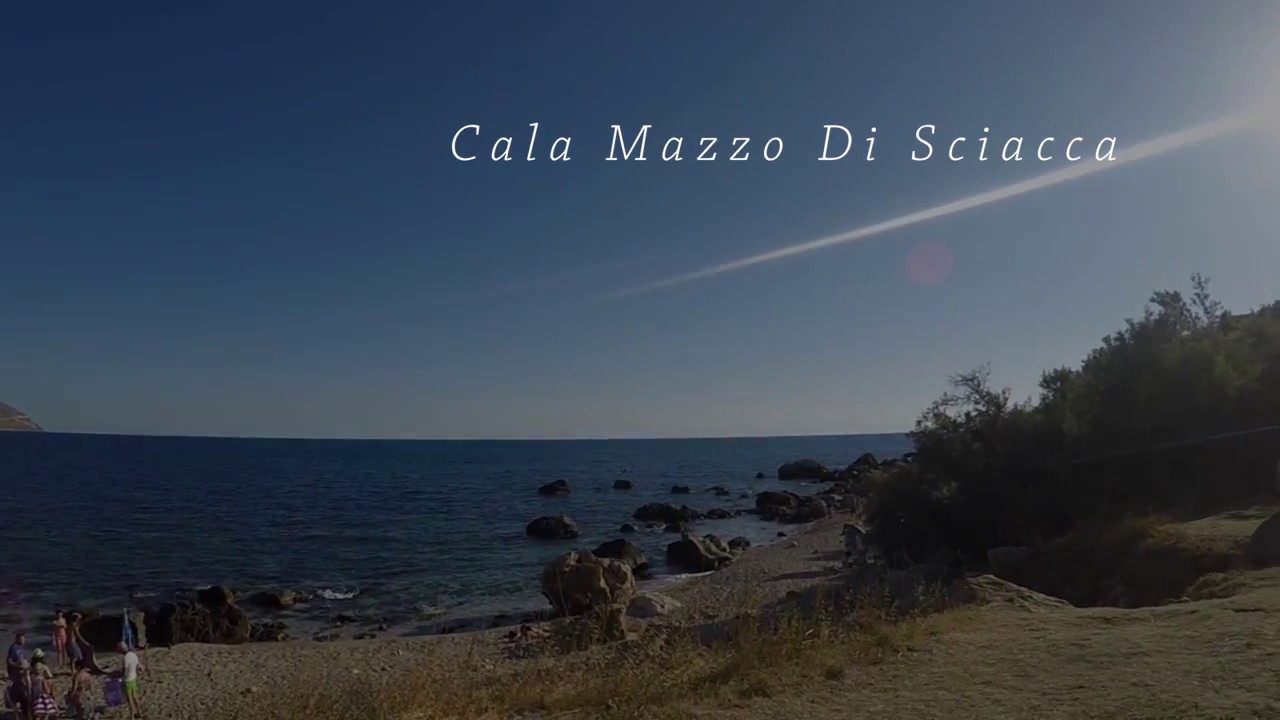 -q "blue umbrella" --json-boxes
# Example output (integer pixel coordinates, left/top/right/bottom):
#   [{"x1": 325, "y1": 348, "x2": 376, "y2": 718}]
[{"x1": 120, "y1": 608, "x2": 134, "y2": 650}]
